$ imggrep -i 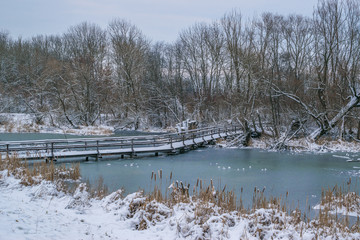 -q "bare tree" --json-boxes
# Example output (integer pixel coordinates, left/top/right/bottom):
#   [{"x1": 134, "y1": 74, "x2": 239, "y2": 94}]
[
  {"x1": 309, "y1": 0, "x2": 360, "y2": 139},
  {"x1": 108, "y1": 19, "x2": 149, "y2": 129},
  {"x1": 62, "y1": 22, "x2": 107, "y2": 126},
  {"x1": 179, "y1": 22, "x2": 226, "y2": 123}
]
